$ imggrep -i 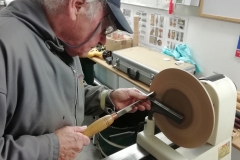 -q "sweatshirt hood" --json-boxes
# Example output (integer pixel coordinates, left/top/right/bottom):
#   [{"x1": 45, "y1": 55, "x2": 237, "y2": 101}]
[{"x1": 5, "y1": 0, "x2": 64, "y2": 52}]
